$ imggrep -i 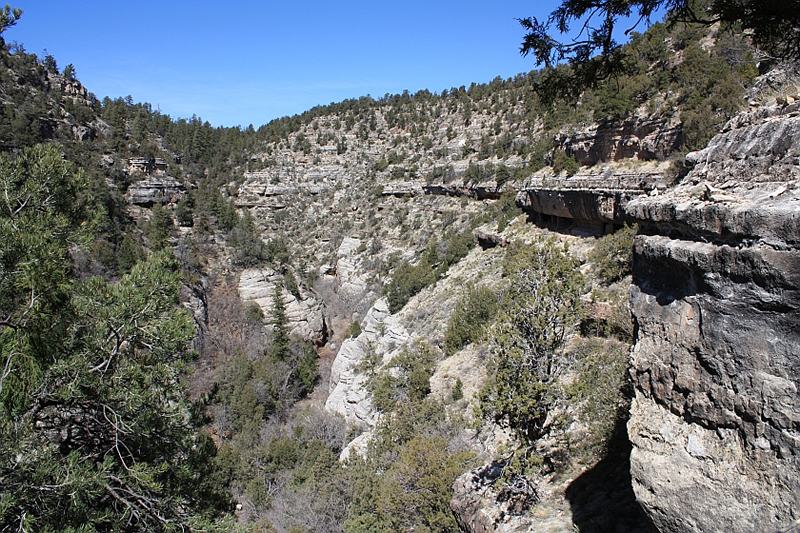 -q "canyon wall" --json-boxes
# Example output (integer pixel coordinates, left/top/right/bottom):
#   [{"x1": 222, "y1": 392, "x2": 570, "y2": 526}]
[{"x1": 624, "y1": 102, "x2": 800, "y2": 532}]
